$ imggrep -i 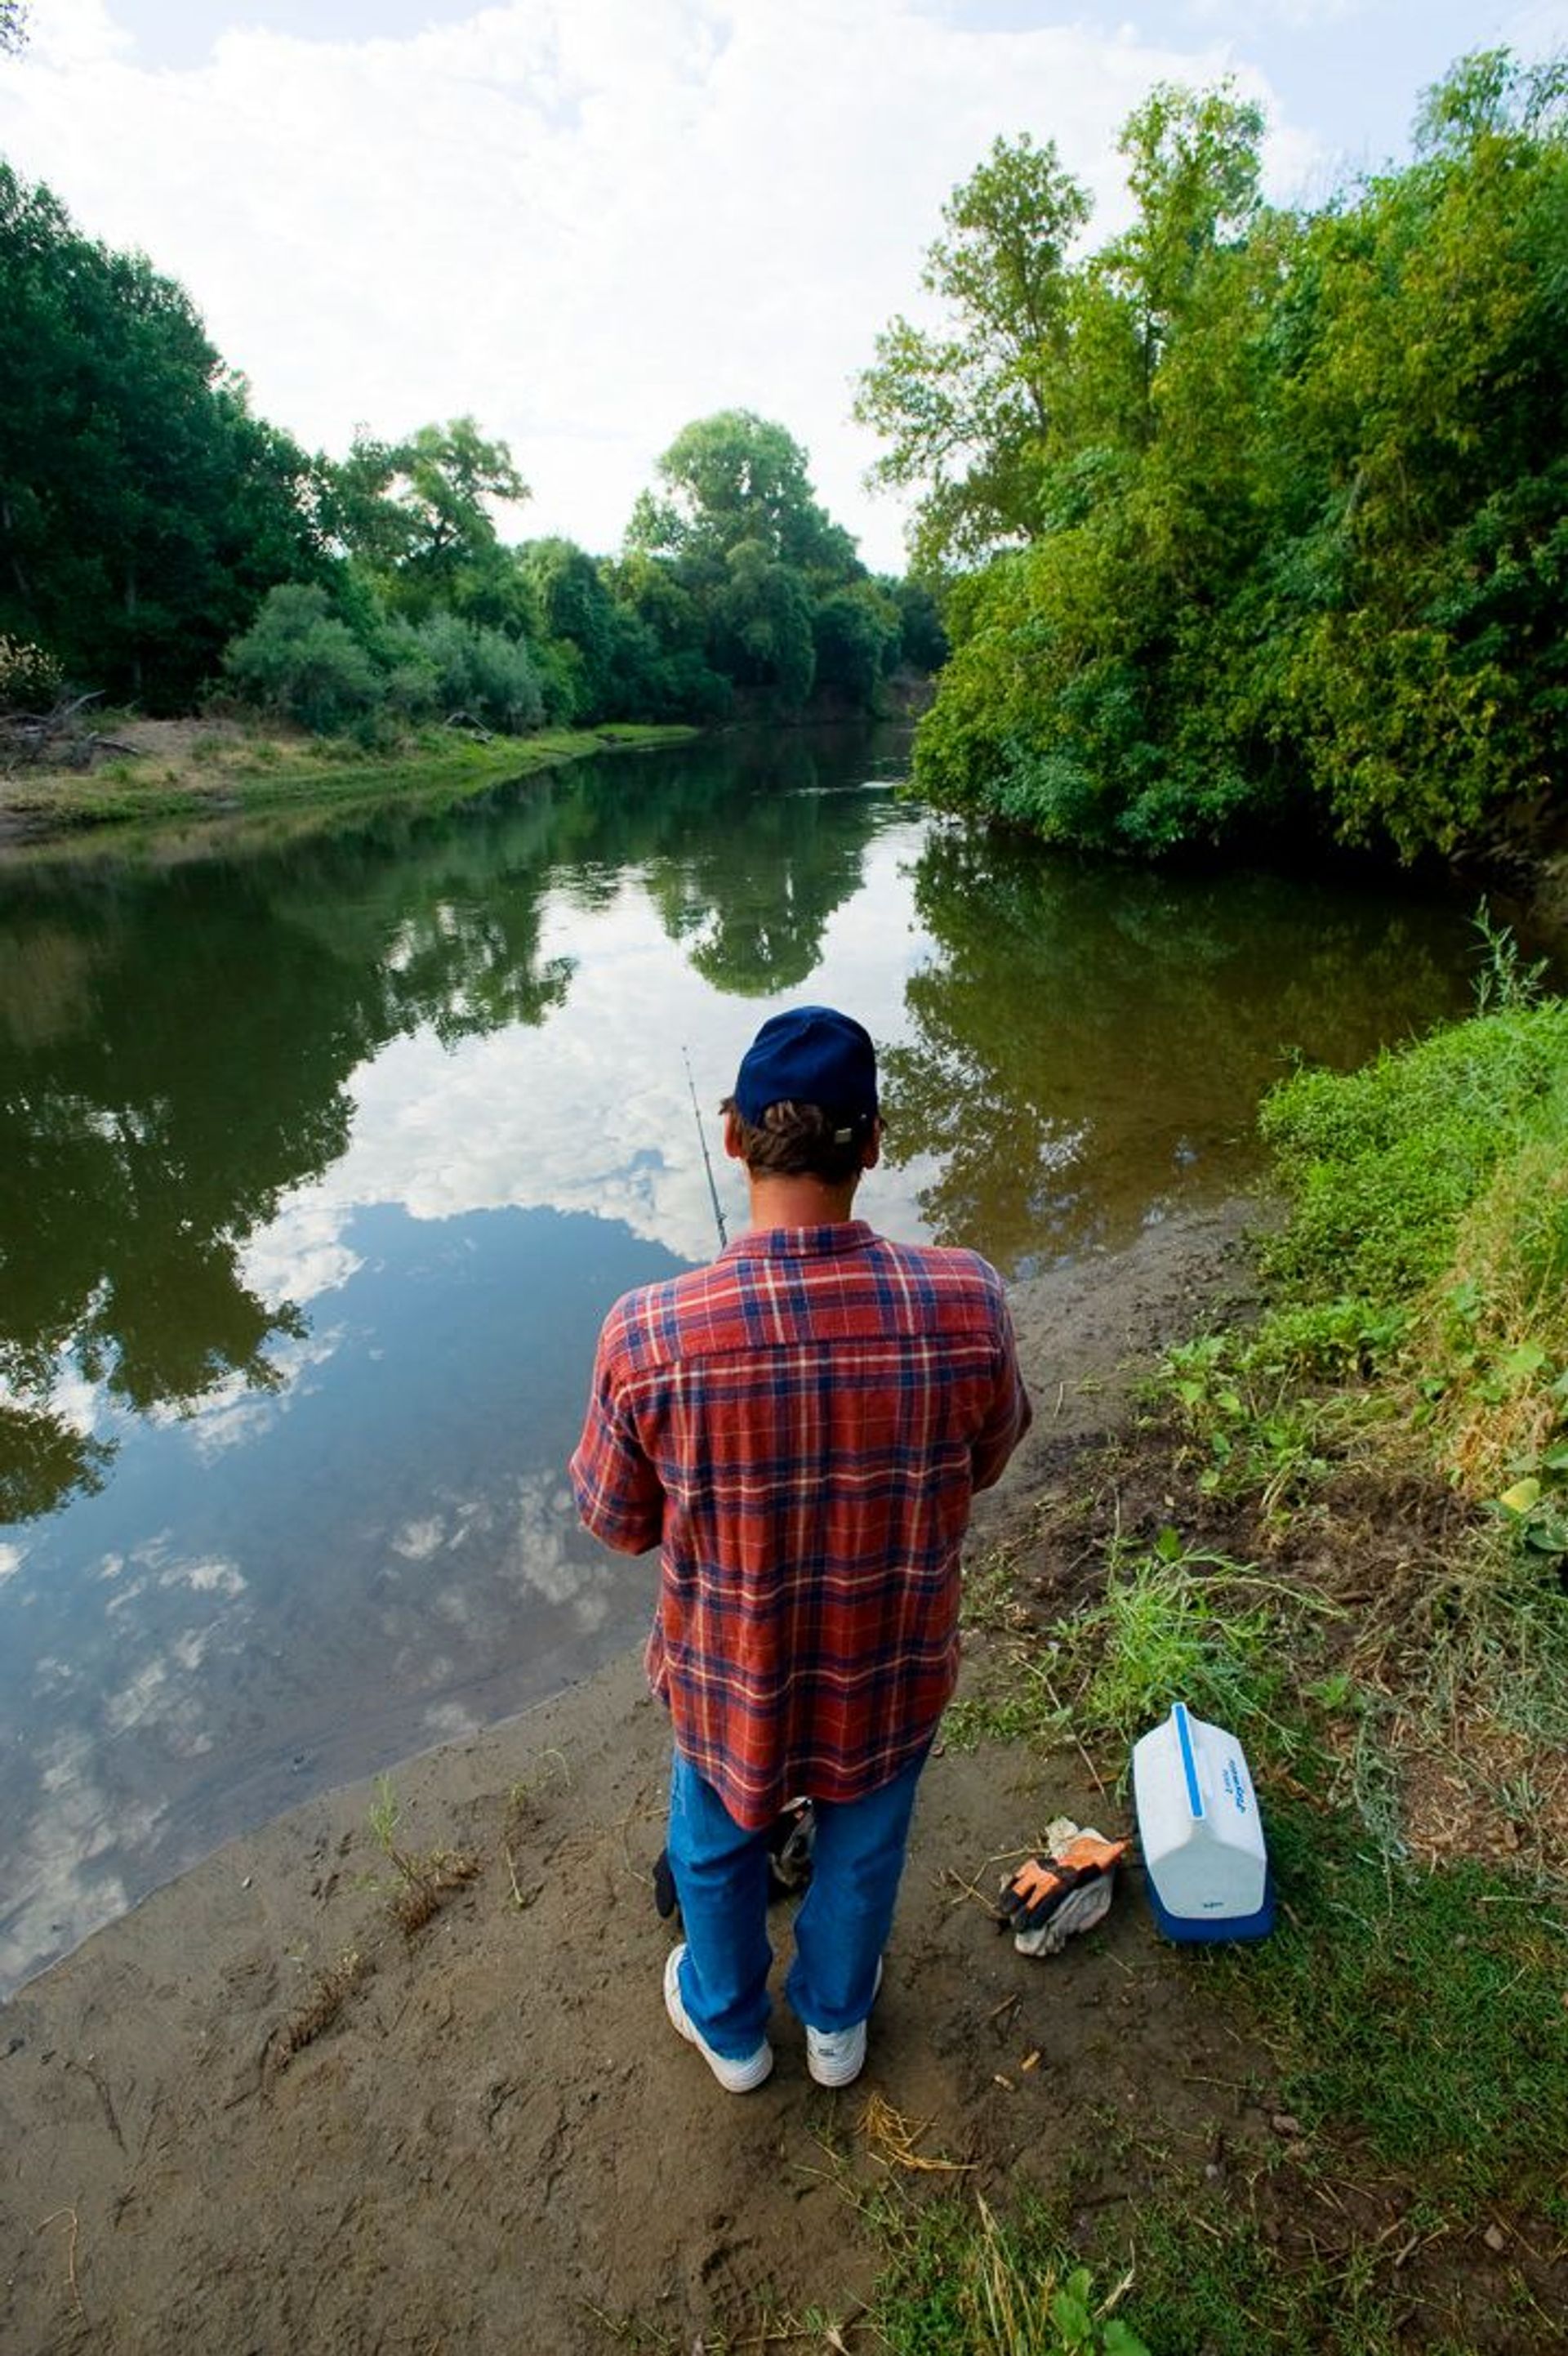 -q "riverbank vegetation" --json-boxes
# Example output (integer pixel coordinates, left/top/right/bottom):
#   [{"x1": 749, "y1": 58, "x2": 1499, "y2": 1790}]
[
  {"x1": 0, "y1": 177, "x2": 938, "y2": 774},
  {"x1": 851, "y1": 936, "x2": 1568, "y2": 2350},
  {"x1": 860, "y1": 51, "x2": 1568, "y2": 880},
  {"x1": 0, "y1": 711, "x2": 697, "y2": 847}
]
